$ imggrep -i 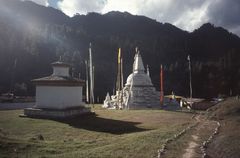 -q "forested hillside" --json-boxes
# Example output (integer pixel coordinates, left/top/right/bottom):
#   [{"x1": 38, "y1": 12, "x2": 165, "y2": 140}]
[{"x1": 1, "y1": 0, "x2": 240, "y2": 100}]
